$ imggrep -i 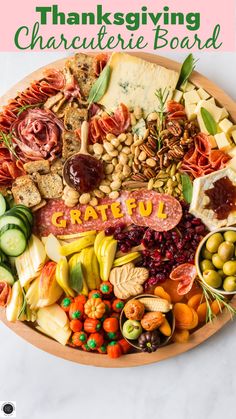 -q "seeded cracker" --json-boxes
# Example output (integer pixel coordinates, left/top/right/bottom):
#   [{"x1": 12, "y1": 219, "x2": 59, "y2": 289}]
[
  {"x1": 12, "y1": 176, "x2": 42, "y2": 207},
  {"x1": 37, "y1": 173, "x2": 63, "y2": 199}
]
